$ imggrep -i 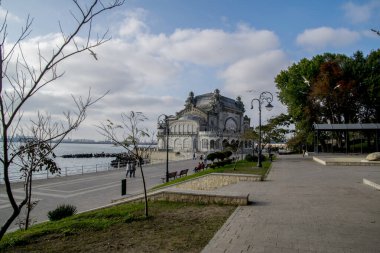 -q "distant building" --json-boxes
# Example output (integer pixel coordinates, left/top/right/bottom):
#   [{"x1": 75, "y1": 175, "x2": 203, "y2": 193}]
[{"x1": 157, "y1": 89, "x2": 251, "y2": 153}]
